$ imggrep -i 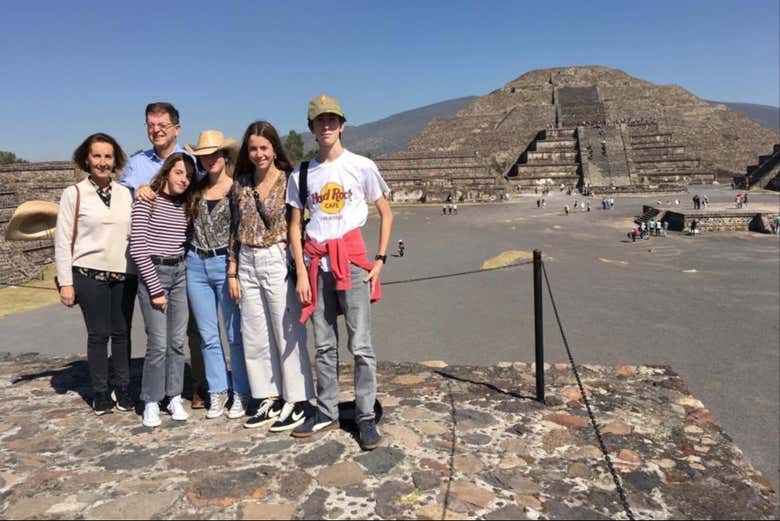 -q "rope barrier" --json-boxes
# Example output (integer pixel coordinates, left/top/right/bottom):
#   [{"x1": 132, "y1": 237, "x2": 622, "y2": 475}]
[
  {"x1": 541, "y1": 260, "x2": 636, "y2": 520},
  {"x1": 383, "y1": 259, "x2": 533, "y2": 286}
]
